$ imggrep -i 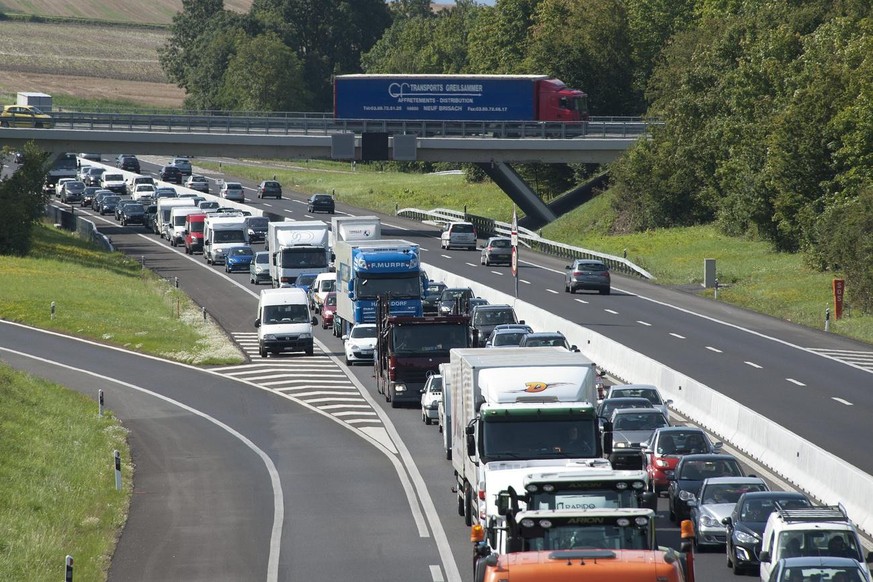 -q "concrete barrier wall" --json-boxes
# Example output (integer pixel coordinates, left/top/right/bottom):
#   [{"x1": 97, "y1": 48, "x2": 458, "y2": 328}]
[{"x1": 424, "y1": 262, "x2": 873, "y2": 537}]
